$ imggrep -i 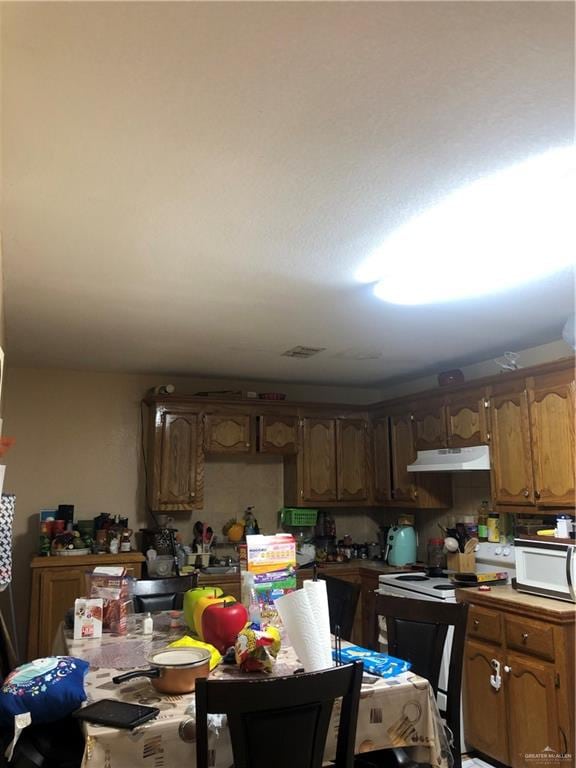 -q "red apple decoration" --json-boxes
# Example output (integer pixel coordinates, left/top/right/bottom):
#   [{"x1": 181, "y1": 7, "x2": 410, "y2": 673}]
[{"x1": 201, "y1": 600, "x2": 249, "y2": 653}]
